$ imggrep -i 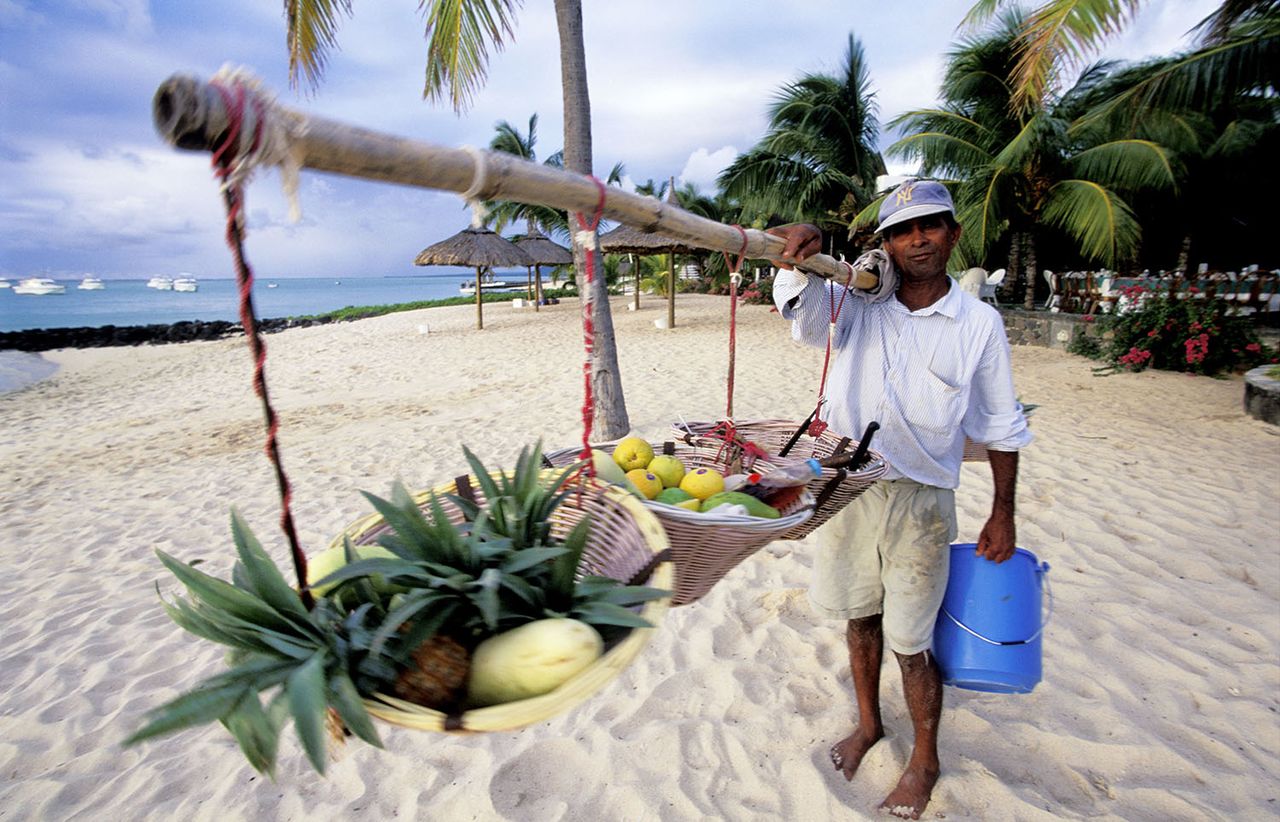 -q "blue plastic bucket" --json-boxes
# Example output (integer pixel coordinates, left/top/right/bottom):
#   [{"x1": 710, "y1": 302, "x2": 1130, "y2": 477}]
[{"x1": 932, "y1": 544, "x2": 1051, "y2": 694}]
